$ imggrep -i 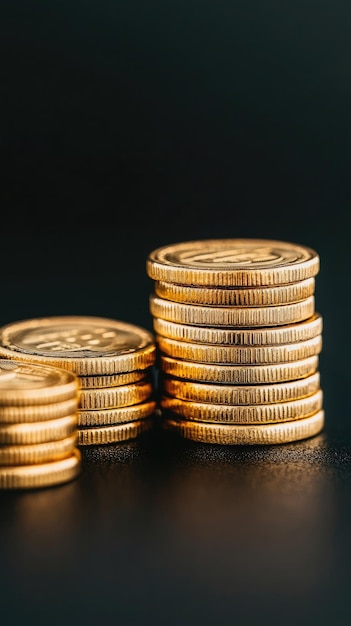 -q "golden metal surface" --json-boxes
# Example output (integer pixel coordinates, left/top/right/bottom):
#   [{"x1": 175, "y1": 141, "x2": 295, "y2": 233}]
[
  {"x1": 78, "y1": 400, "x2": 157, "y2": 427},
  {"x1": 147, "y1": 239, "x2": 320, "y2": 286},
  {"x1": 0, "y1": 316, "x2": 156, "y2": 376},
  {"x1": 156, "y1": 334, "x2": 322, "y2": 364},
  {"x1": 0, "y1": 359, "x2": 78, "y2": 405},
  {"x1": 0, "y1": 397, "x2": 79, "y2": 424},
  {"x1": 79, "y1": 381, "x2": 154, "y2": 410},
  {"x1": 0, "y1": 433, "x2": 78, "y2": 466},
  {"x1": 78, "y1": 418, "x2": 155, "y2": 446},
  {"x1": 78, "y1": 369, "x2": 152, "y2": 389},
  {"x1": 0, "y1": 449, "x2": 81, "y2": 489},
  {"x1": 0, "y1": 414, "x2": 77, "y2": 445},
  {"x1": 162, "y1": 410, "x2": 325, "y2": 445},
  {"x1": 155, "y1": 277, "x2": 315, "y2": 306},
  {"x1": 163, "y1": 372, "x2": 320, "y2": 404},
  {"x1": 150, "y1": 294, "x2": 315, "y2": 327},
  {"x1": 161, "y1": 389, "x2": 323, "y2": 423},
  {"x1": 160, "y1": 354, "x2": 319, "y2": 384},
  {"x1": 153, "y1": 313, "x2": 323, "y2": 345}
]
